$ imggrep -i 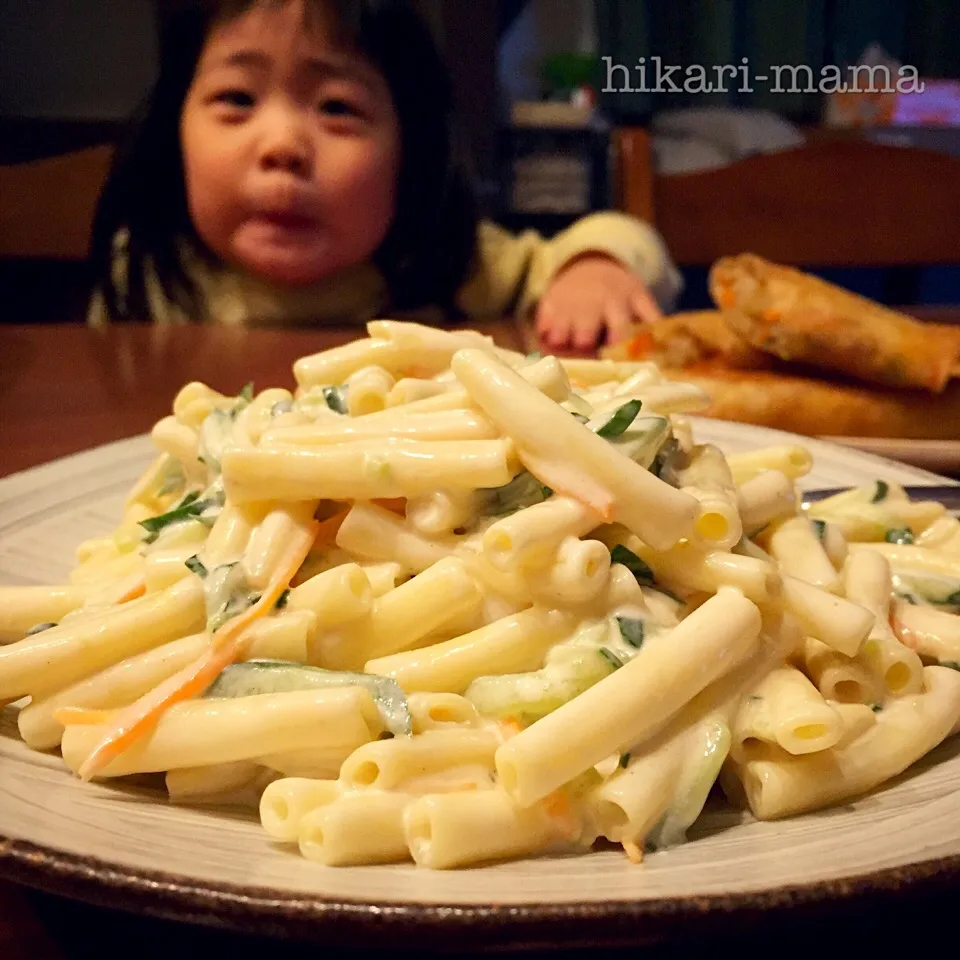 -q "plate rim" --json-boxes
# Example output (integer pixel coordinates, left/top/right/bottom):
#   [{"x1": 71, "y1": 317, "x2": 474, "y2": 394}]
[
  {"x1": 1, "y1": 425, "x2": 957, "y2": 945},
  {"x1": 820, "y1": 436, "x2": 960, "y2": 473},
  {"x1": 3, "y1": 834, "x2": 960, "y2": 948}
]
